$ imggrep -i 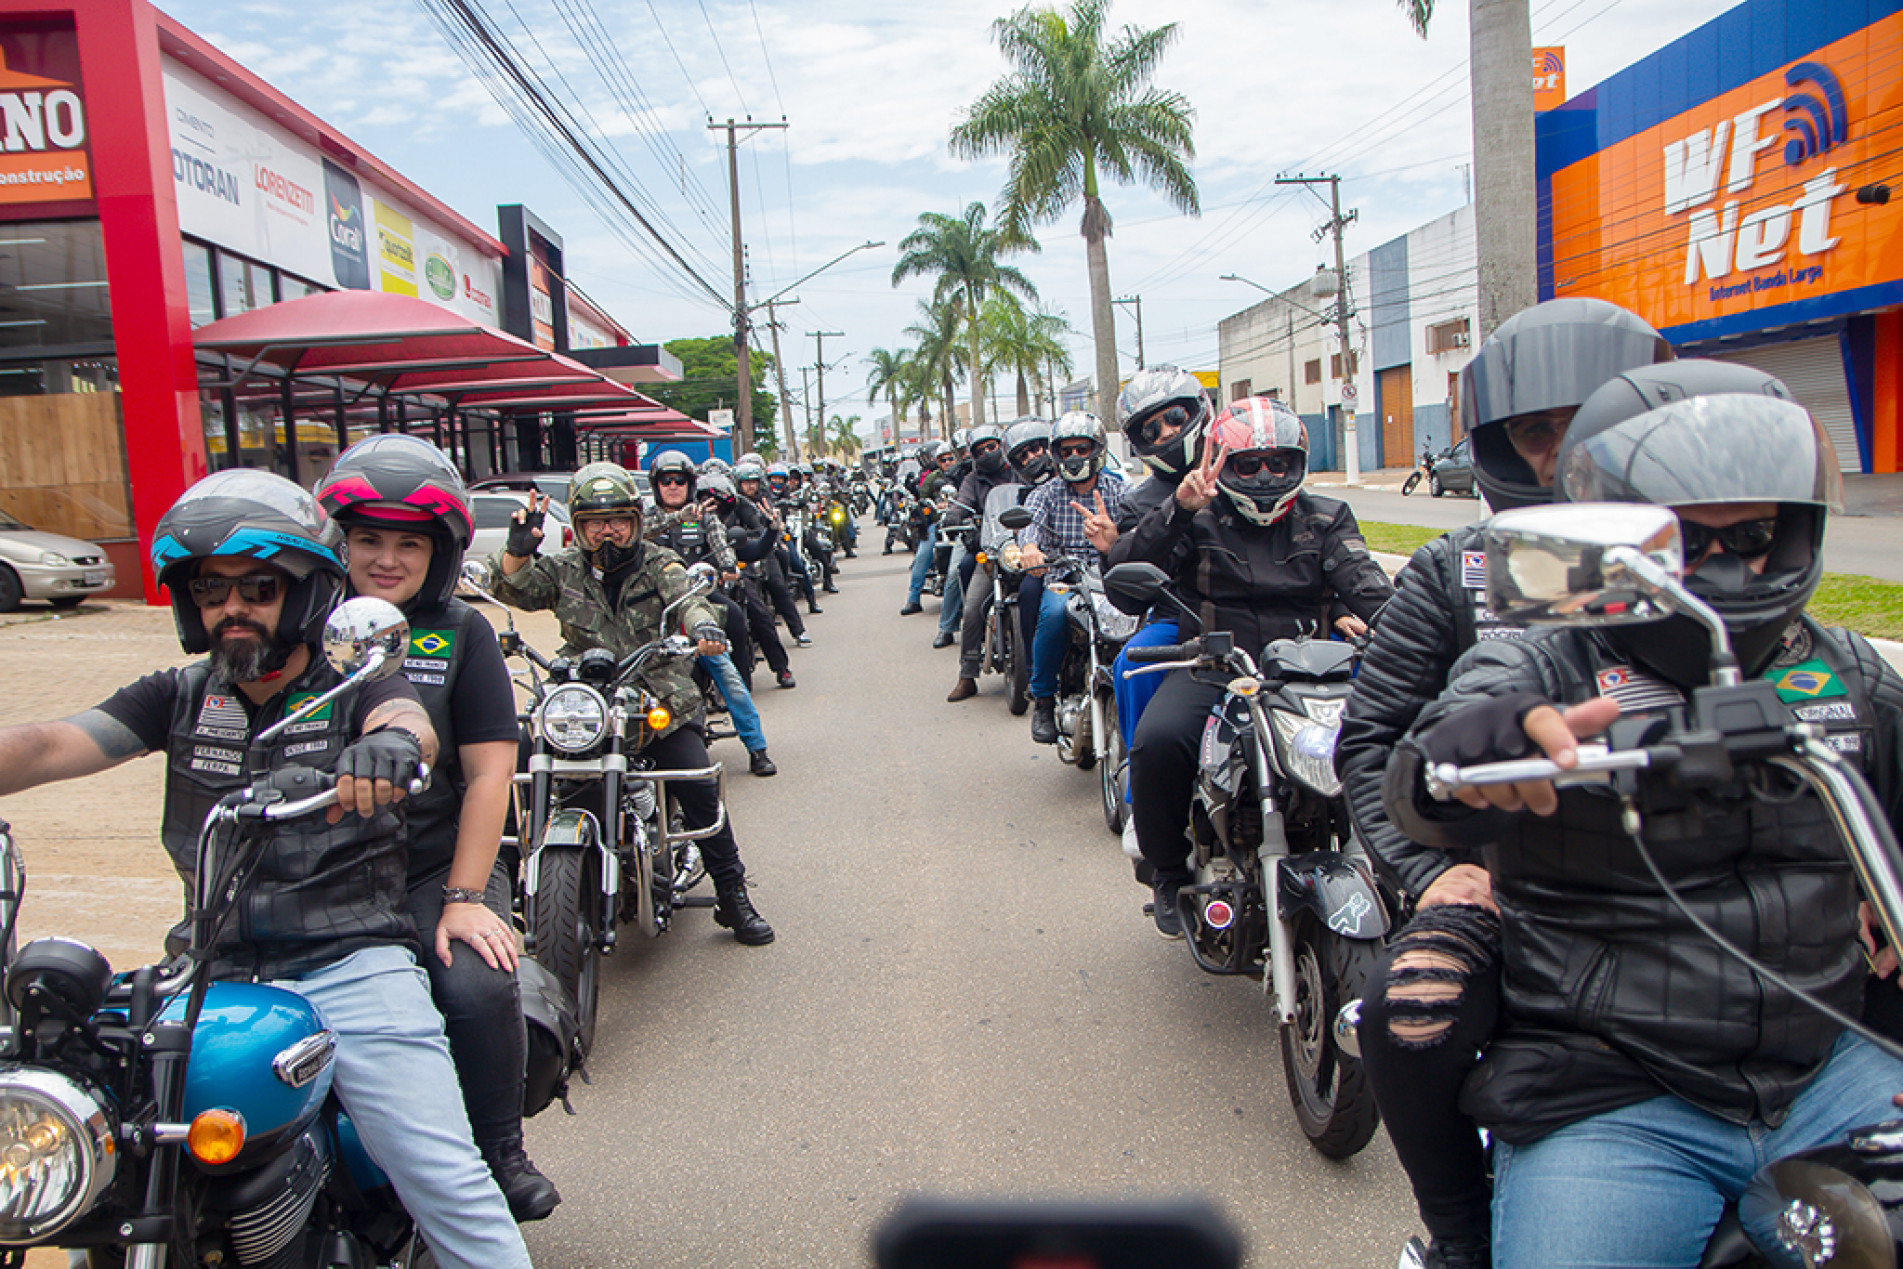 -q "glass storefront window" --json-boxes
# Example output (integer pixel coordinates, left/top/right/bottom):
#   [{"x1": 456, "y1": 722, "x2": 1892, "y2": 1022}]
[
  {"x1": 183, "y1": 240, "x2": 216, "y2": 328},
  {"x1": 218, "y1": 250, "x2": 261, "y2": 317},
  {"x1": 0, "y1": 220, "x2": 112, "y2": 350}
]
